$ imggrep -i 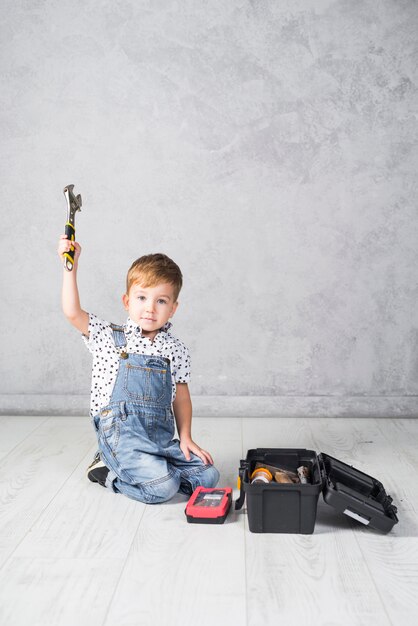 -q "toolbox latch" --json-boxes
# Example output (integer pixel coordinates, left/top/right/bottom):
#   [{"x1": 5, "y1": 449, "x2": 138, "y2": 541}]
[
  {"x1": 235, "y1": 460, "x2": 249, "y2": 510},
  {"x1": 383, "y1": 494, "x2": 397, "y2": 515},
  {"x1": 318, "y1": 453, "x2": 327, "y2": 485}
]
